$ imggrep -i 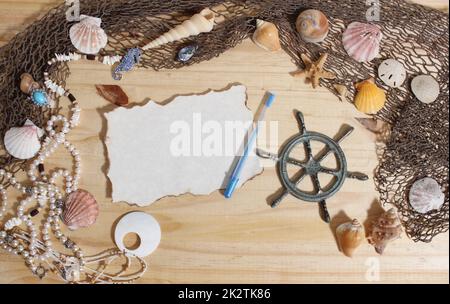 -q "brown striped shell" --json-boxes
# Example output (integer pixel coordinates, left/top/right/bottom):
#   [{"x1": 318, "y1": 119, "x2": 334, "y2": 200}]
[{"x1": 62, "y1": 190, "x2": 99, "y2": 231}]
